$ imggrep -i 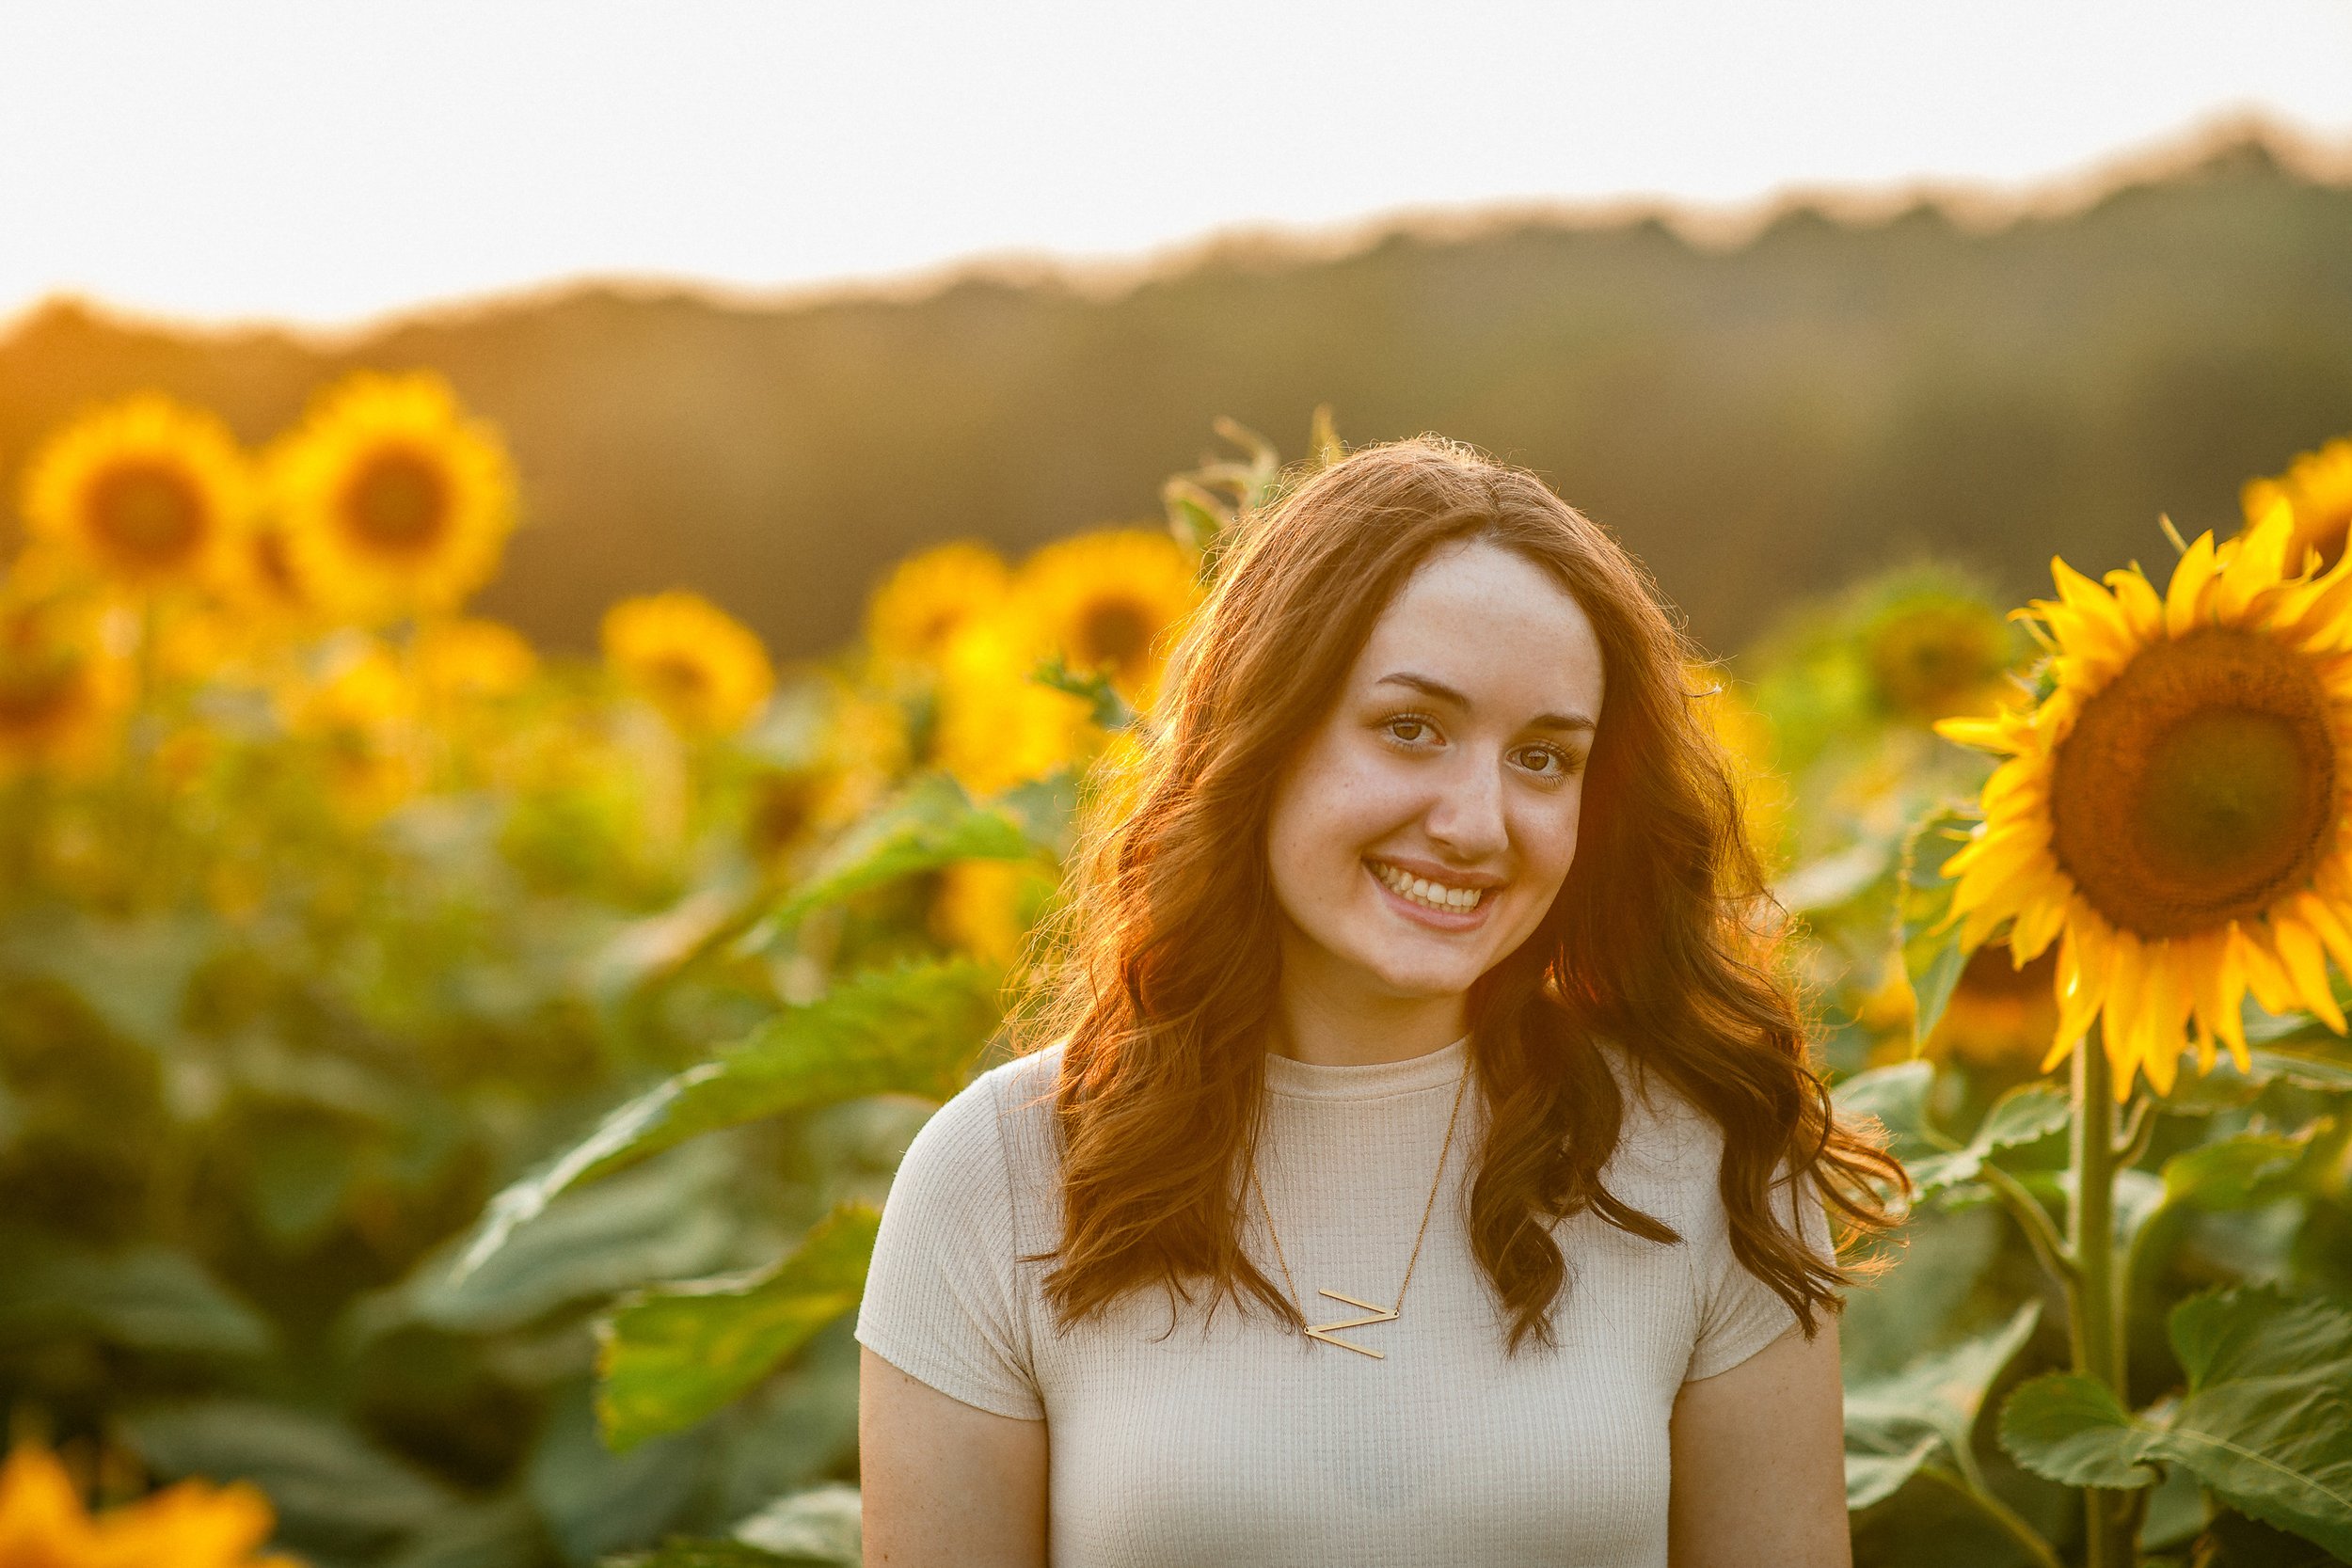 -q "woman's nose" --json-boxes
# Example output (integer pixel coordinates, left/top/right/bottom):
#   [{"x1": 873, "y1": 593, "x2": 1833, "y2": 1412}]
[{"x1": 1422, "y1": 752, "x2": 1509, "y2": 860}]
